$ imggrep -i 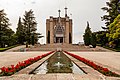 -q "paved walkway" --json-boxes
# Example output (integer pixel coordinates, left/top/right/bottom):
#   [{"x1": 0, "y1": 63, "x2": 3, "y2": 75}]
[
  {"x1": 65, "y1": 53, "x2": 120, "y2": 80},
  {"x1": 0, "y1": 74, "x2": 110, "y2": 80},
  {"x1": 0, "y1": 52, "x2": 49, "y2": 68},
  {"x1": 71, "y1": 52, "x2": 120, "y2": 74},
  {"x1": 0, "y1": 51, "x2": 120, "y2": 79}
]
